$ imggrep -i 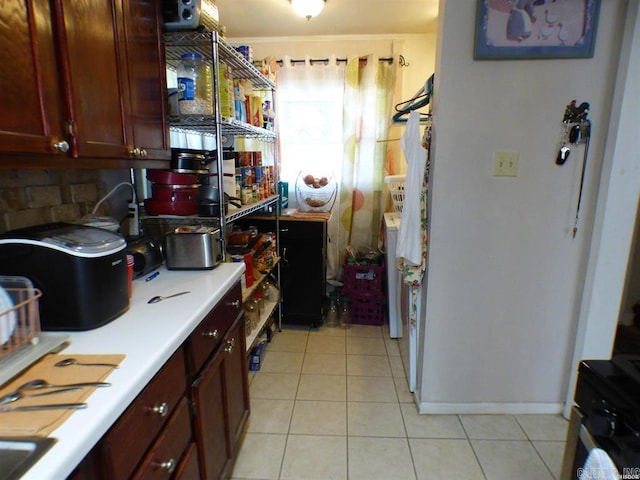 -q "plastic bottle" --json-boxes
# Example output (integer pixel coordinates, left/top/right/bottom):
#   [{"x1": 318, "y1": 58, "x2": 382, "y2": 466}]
[
  {"x1": 339, "y1": 296, "x2": 351, "y2": 329},
  {"x1": 177, "y1": 53, "x2": 213, "y2": 115},
  {"x1": 325, "y1": 292, "x2": 339, "y2": 328}
]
